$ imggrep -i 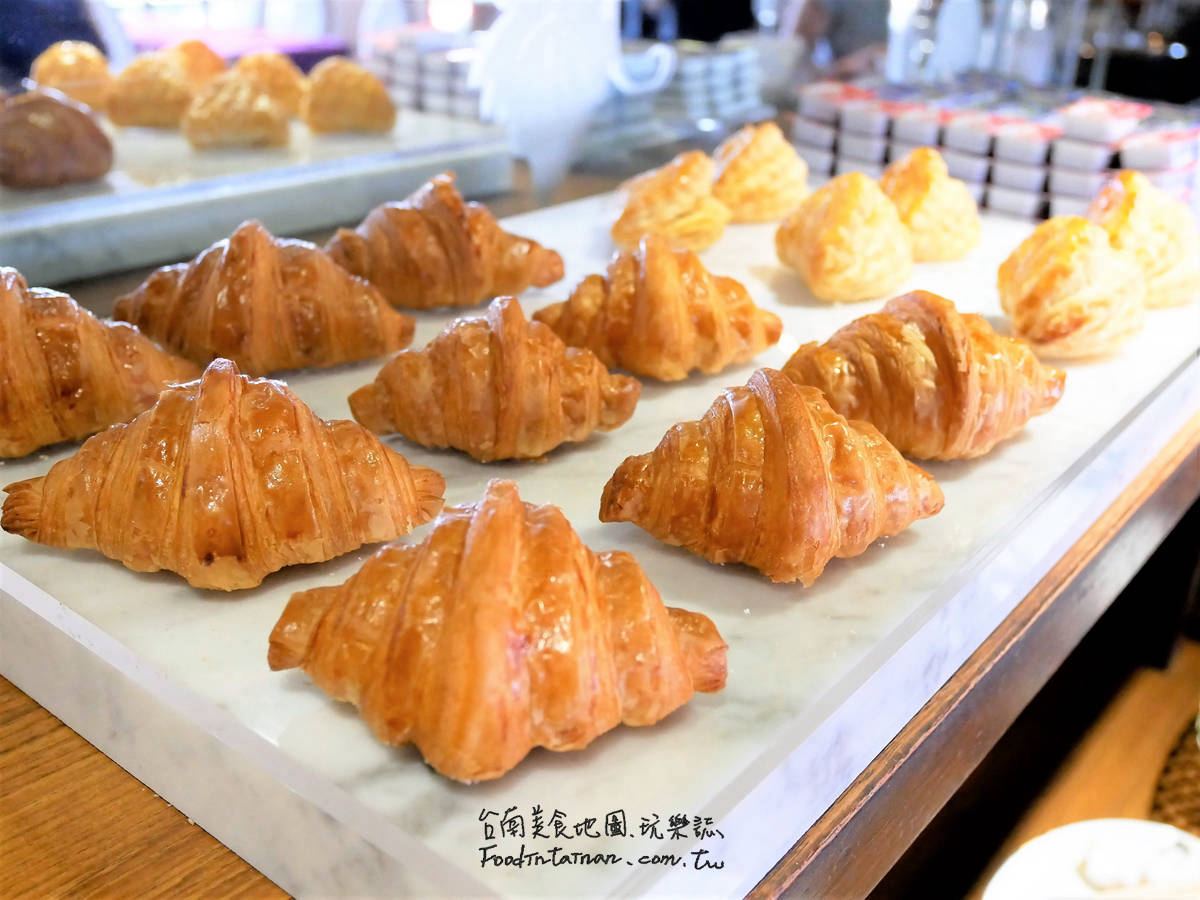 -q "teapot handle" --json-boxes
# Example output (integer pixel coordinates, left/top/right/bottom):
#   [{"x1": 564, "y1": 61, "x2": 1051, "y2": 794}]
[{"x1": 608, "y1": 42, "x2": 676, "y2": 95}]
